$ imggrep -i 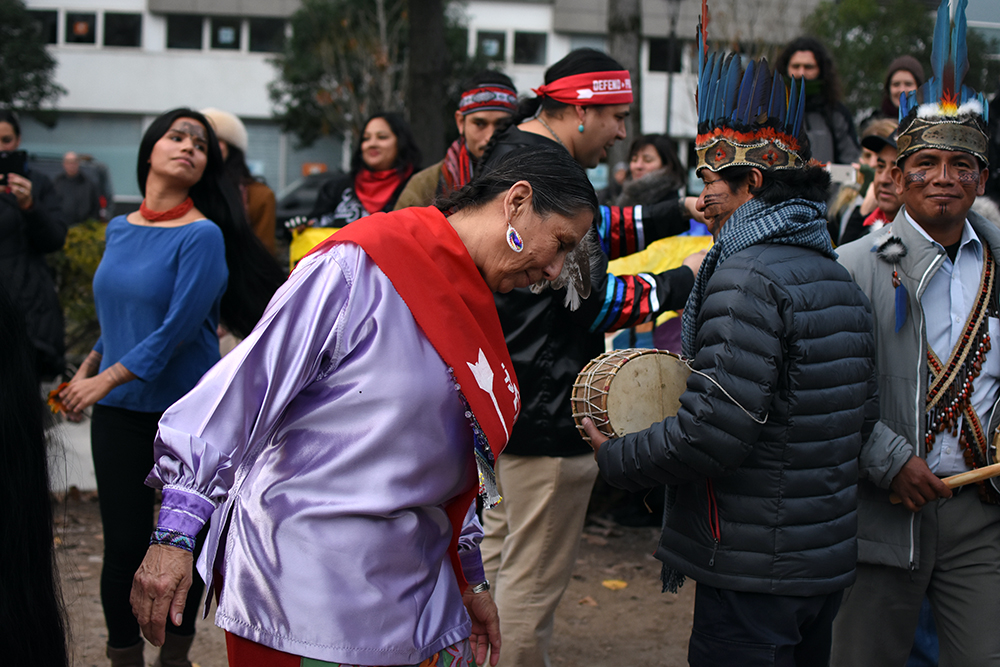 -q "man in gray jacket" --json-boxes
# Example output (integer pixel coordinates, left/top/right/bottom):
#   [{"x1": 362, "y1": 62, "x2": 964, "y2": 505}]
[
  {"x1": 584, "y1": 39, "x2": 880, "y2": 666},
  {"x1": 832, "y1": 2, "x2": 998, "y2": 663}
]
